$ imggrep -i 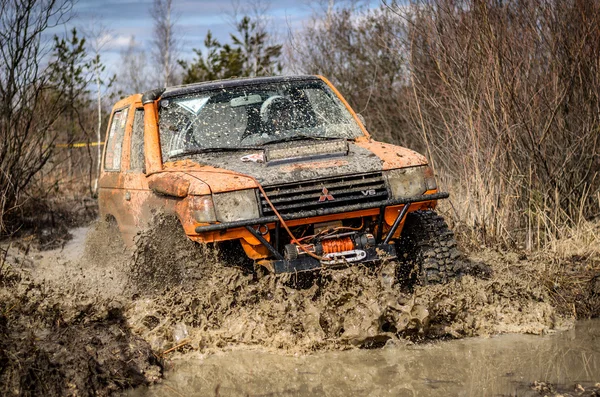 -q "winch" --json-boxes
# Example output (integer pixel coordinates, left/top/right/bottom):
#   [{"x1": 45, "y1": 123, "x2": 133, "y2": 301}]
[{"x1": 283, "y1": 232, "x2": 376, "y2": 263}]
